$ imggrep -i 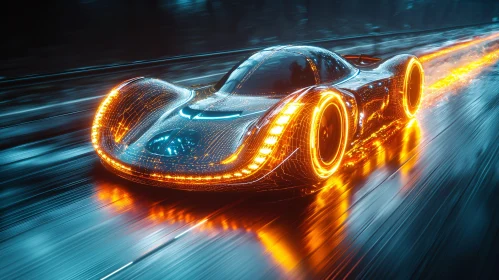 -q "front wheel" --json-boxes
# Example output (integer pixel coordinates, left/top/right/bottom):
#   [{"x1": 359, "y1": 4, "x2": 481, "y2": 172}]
[
  {"x1": 258, "y1": 89, "x2": 354, "y2": 189},
  {"x1": 305, "y1": 91, "x2": 350, "y2": 180}
]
